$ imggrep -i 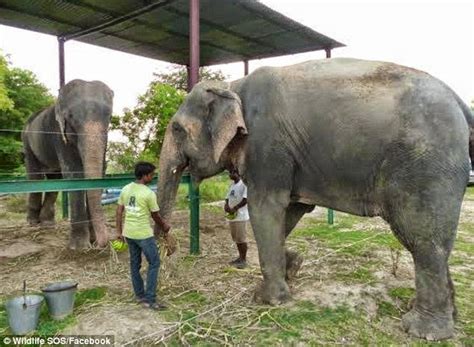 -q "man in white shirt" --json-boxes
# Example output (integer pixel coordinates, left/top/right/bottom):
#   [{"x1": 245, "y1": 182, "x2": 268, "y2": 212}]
[{"x1": 224, "y1": 169, "x2": 249, "y2": 269}]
